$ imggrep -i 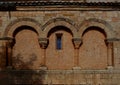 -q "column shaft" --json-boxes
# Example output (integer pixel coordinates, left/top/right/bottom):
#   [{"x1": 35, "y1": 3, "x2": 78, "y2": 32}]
[{"x1": 107, "y1": 42, "x2": 113, "y2": 66}]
